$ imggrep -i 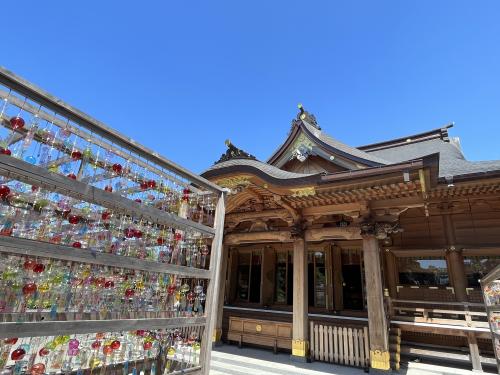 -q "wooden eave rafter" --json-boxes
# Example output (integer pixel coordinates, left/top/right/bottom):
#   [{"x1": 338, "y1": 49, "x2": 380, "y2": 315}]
[{"x1": 430, "y1": 178, "x2": 500, "y2": 199}]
